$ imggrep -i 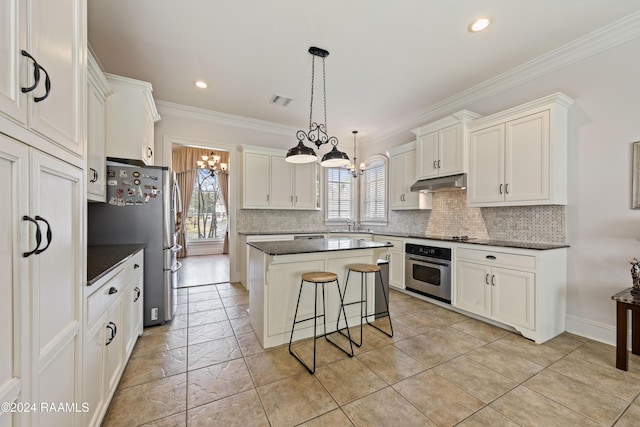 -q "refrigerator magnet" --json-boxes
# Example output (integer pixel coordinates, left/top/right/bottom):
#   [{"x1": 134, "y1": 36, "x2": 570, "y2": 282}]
[
  {"x1": 119, "y1": 170, "x2": 127, "y2": 178},
  {"x1": 144, "y1": 195, "x2": 150, "y2": 203},
  {"x1": 117, "y1": 188, "x2": 124, "y2": 198},
  {"x1": 142, "y1": 173, "x2": 158, "y2": 180},
  {"x1": 125, "y1": 199, "x2": 135, "y2": 206},
  {"x1": 135, "y1": 200, "x2": 143, "y2": 205},
  {"x1": 117, "y1": 198, "x2": 125, "y2": 206},
  {"x1": 107, "y1": 179, "x2": 118, "y2": 186},
  {"x1": 133, "y1": 179, "x2": 141, "y2": 185},
  {"x1": 122, "y1": 179, "x2": 133, "y2": 186},
  {"x1": 127, "y1": 188, "x2": 135, "y2": 196},
  {"x1": 107, "y1": 169, "x2": 116, "y2": 178},
  {"x1": 109, "y1": 197, "x2": 118, "y2": 205},
  {"x1": 137, "y1": 186, "x2": 143, "y2": 197},
  {"x1": 132, "y1": 171, "x2": 140, "y2": 177}
]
